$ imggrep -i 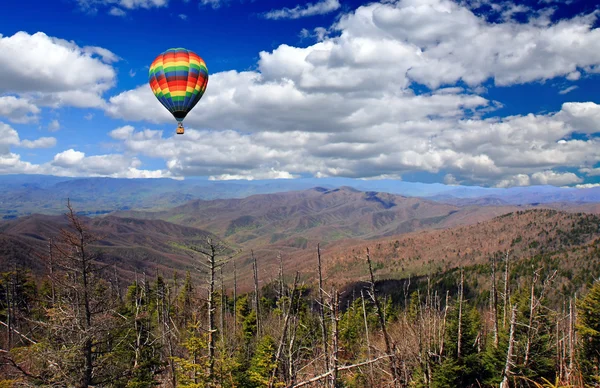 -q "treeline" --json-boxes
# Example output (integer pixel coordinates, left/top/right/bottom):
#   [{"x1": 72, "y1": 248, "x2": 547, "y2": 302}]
[{"x1": 1, "y1": 203, "x2": 600, "y2": 387}]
